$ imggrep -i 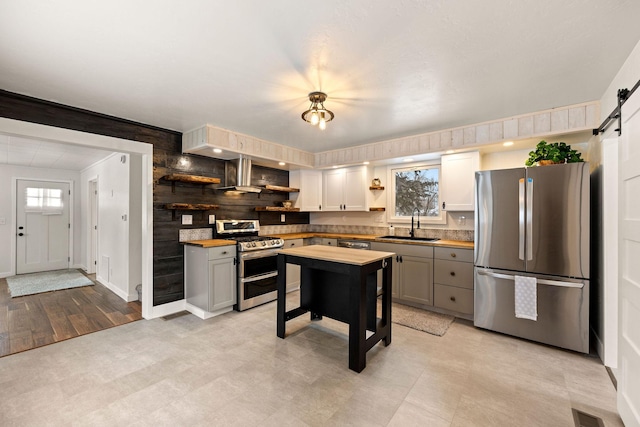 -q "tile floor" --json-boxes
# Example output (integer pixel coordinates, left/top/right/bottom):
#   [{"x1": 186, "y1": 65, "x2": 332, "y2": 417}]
[{"x1": 0, "y1": 293, "x2": 622, "y2": 426}]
